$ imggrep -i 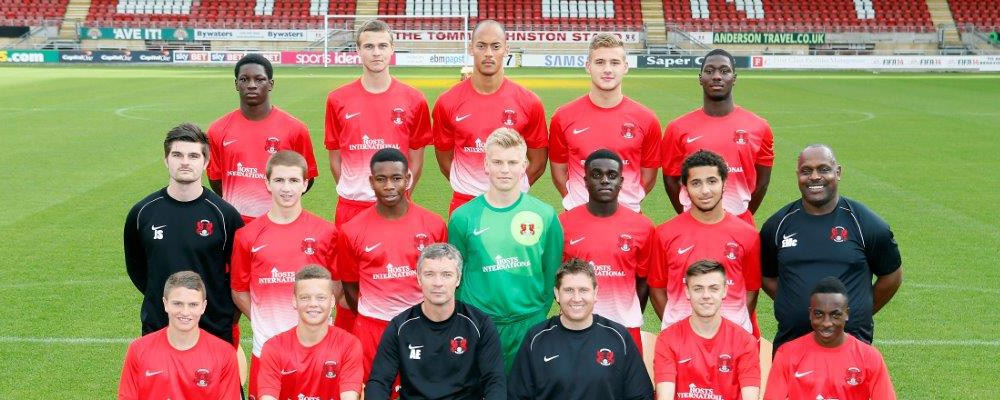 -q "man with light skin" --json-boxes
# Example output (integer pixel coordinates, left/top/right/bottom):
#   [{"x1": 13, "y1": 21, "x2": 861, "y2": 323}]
[
  {"x1": 119, "y1": 271, "x2": 241, "y2": 400},
  {"x1": 325, "y1": 18, "x2": 433, "y2": 333},
  {"x1": 654, "y1": 260, "x2": 760, "y2": 400},
  {"x1": 550, "y1": 33, "x2": 661, "y2": 212},
  {"x1": 433, "y1": 20, "x2": 549, "y2": 214},
  {"x1": 257, "y1": 265, "x2": 364, "y2": 400},
  {"x1": 366, "y1": 243, "x2": 506, "y2": 399}
]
